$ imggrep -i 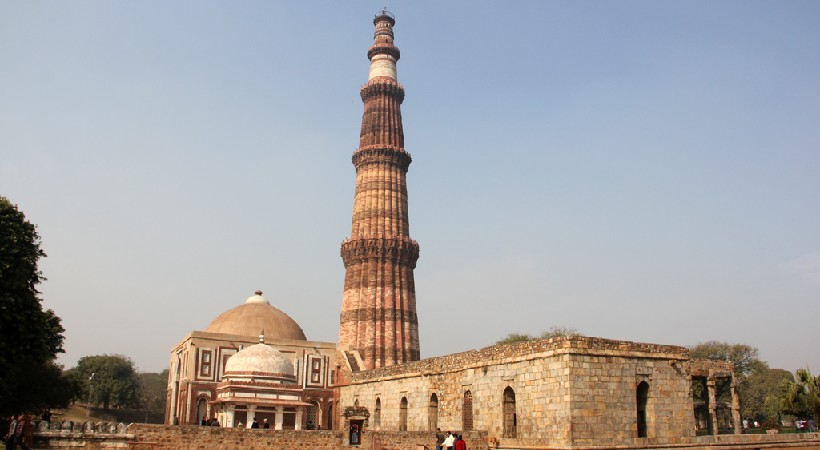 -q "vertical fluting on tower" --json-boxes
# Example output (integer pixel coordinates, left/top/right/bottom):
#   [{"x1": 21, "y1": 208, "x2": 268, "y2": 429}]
[{"x1": 339, "y1": 10, "x2": 420, "y2": 371}]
